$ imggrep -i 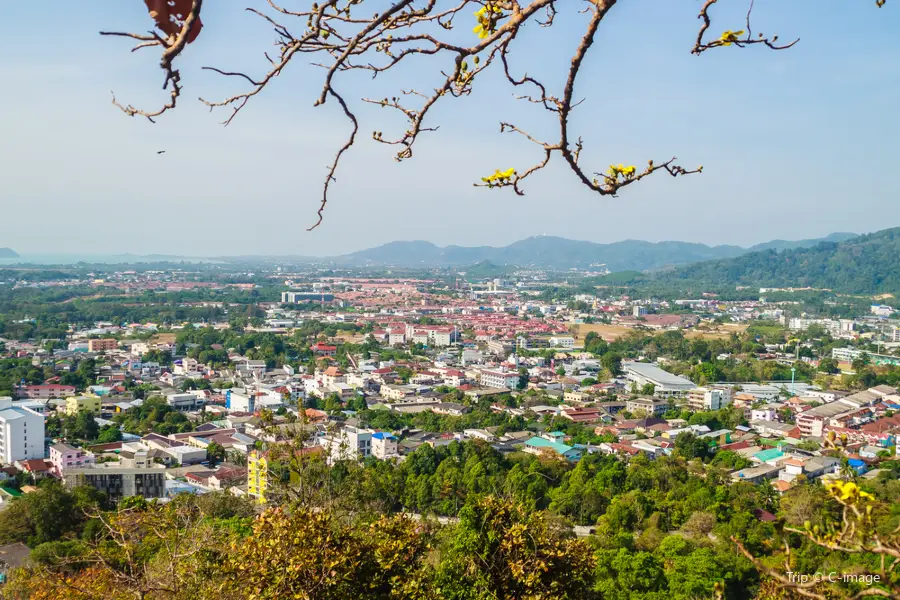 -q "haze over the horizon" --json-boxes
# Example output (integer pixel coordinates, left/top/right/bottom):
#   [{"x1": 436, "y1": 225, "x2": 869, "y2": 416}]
[{"x1": 1, "y1": 2, "x2": 898, "y2": 256}]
